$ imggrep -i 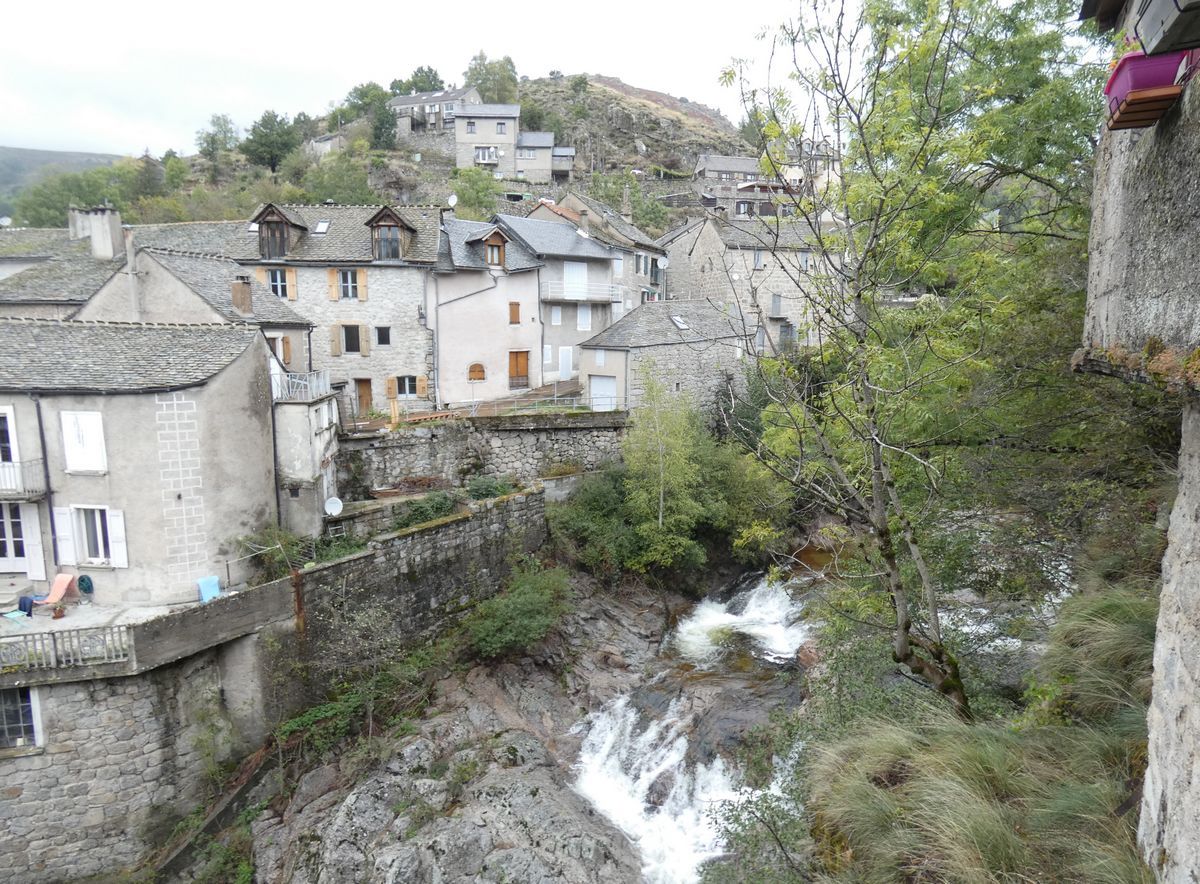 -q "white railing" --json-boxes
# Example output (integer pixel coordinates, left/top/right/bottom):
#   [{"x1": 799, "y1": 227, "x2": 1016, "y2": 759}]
[
  {"x1": 0, "y1": 625, "x2": 131, "y2": 672},
  {"x1": 0, "y1": 459, "x2": 45, "y2": 498},
  {"x1": 540, "y1": 282, "x2": 626, "y2": 302},
  {"x1": 272, "y1": 370, "x2": 332, "y2": 402}
]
